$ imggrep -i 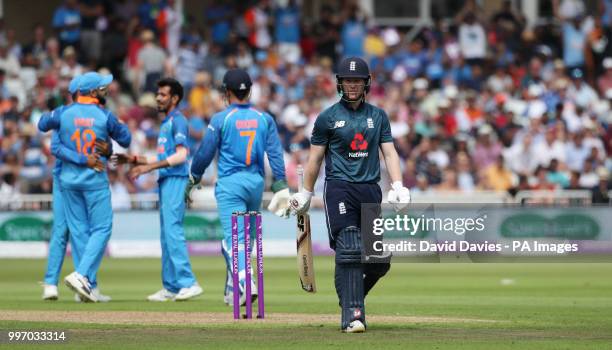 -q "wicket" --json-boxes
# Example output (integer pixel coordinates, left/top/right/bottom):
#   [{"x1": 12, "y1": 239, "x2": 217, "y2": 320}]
[{"x1": 231, "y1": 211, "x2": 264, "y2": 319}]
